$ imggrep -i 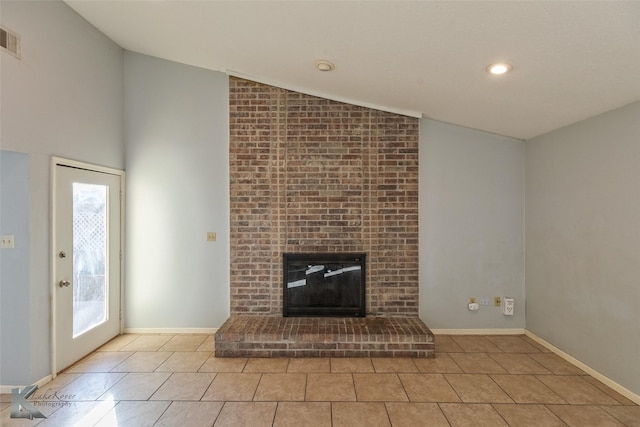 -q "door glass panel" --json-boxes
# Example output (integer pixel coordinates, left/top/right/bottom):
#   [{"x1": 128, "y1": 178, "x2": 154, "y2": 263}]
[{"x1": 72, "y1": 182, "x2": 108, "y2": 338}]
